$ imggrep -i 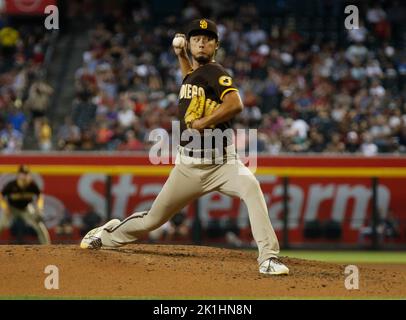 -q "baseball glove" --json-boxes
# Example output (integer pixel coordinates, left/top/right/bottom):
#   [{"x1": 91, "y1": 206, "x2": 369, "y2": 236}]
[
  {"x1": 184, "y1": 95, "x2": 205, "y2": 128},
  {"x1": 184, "y1": 96, "x2": 220, "y2": 129},
  {"x1": 204, "y1": 99, "x2": 219, "y2": 117}
]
